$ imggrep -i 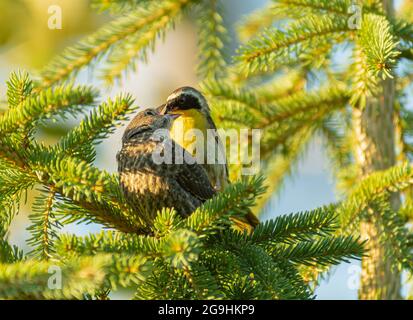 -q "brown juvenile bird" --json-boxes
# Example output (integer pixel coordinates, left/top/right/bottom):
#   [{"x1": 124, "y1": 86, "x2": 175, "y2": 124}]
[
  {"x1": 158, "y1": 86, "x2": 259, "y2": 231},
  {"x1": 117, "y1": 108, "x2": 215, "y2": 226}
]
